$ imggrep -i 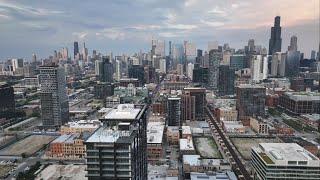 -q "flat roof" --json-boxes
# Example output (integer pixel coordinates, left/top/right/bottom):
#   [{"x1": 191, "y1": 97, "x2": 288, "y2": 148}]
[
  {"x1": 167, "y1": 126, "x2": 179, "y2": 132},
  {"x1": 182, "y1": 126, "x2": 191, "y2": 135},
  {"x1": 179, "y1": 138, "x2": 195, "y2": 151},
  {"x1": 190, "y1": 171, "x2": 237, "y2": 180},
  {"x1": 147, "y1": 122, "x2": 165, "y2": 144},
  {"x1": 52, "y1": 134, "x2": 79, "y2": 143},
  {"x1": 184, "y1": 87, "x2": 206, "y2": 91},
  {"x1": 98, "y1": 107, "x2": 113, "y2": 113},
  {"x1": 168, "y1": 97, "x2": 181, "y2": 100},
  {"x1": 284, "y1": 91, "x2": 320, "y2": 101},
  {"x1": 183, "y1": 155, "x2": 200, "y2": 166},
  {"x1": 85, "y1": 125, "x2": 131, "y2": 143},
  {"x1": 237, "y1": 84, "x2": 265, "y2": 89},
  {"x1": 62, "y1": 120, "x2": 102, "y2": 129},
  {"x1": 104, "y1": 104, "x2": 141, "y2": 120},
  {"x1": 253, "y1": 143, "x2": 320, "y2": 166}
]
